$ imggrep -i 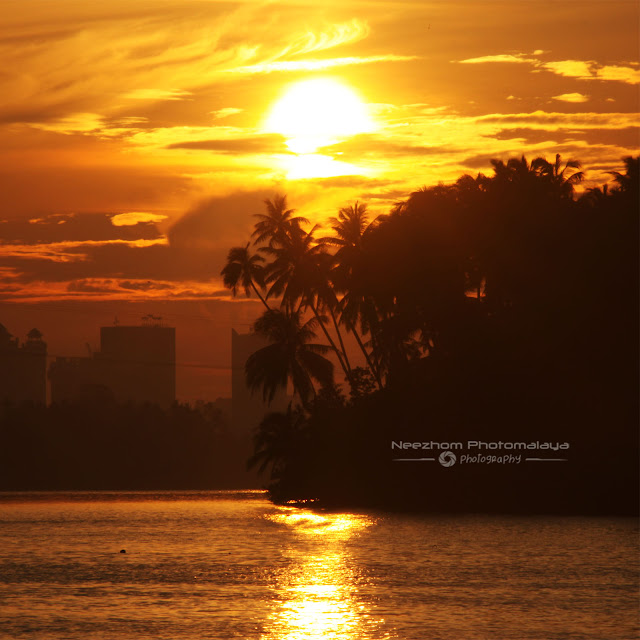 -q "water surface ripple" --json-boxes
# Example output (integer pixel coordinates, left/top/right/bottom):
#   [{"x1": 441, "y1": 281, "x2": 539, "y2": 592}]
[{"x1": 0, "y1": 491, "x2": 637, "y2": 639}]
